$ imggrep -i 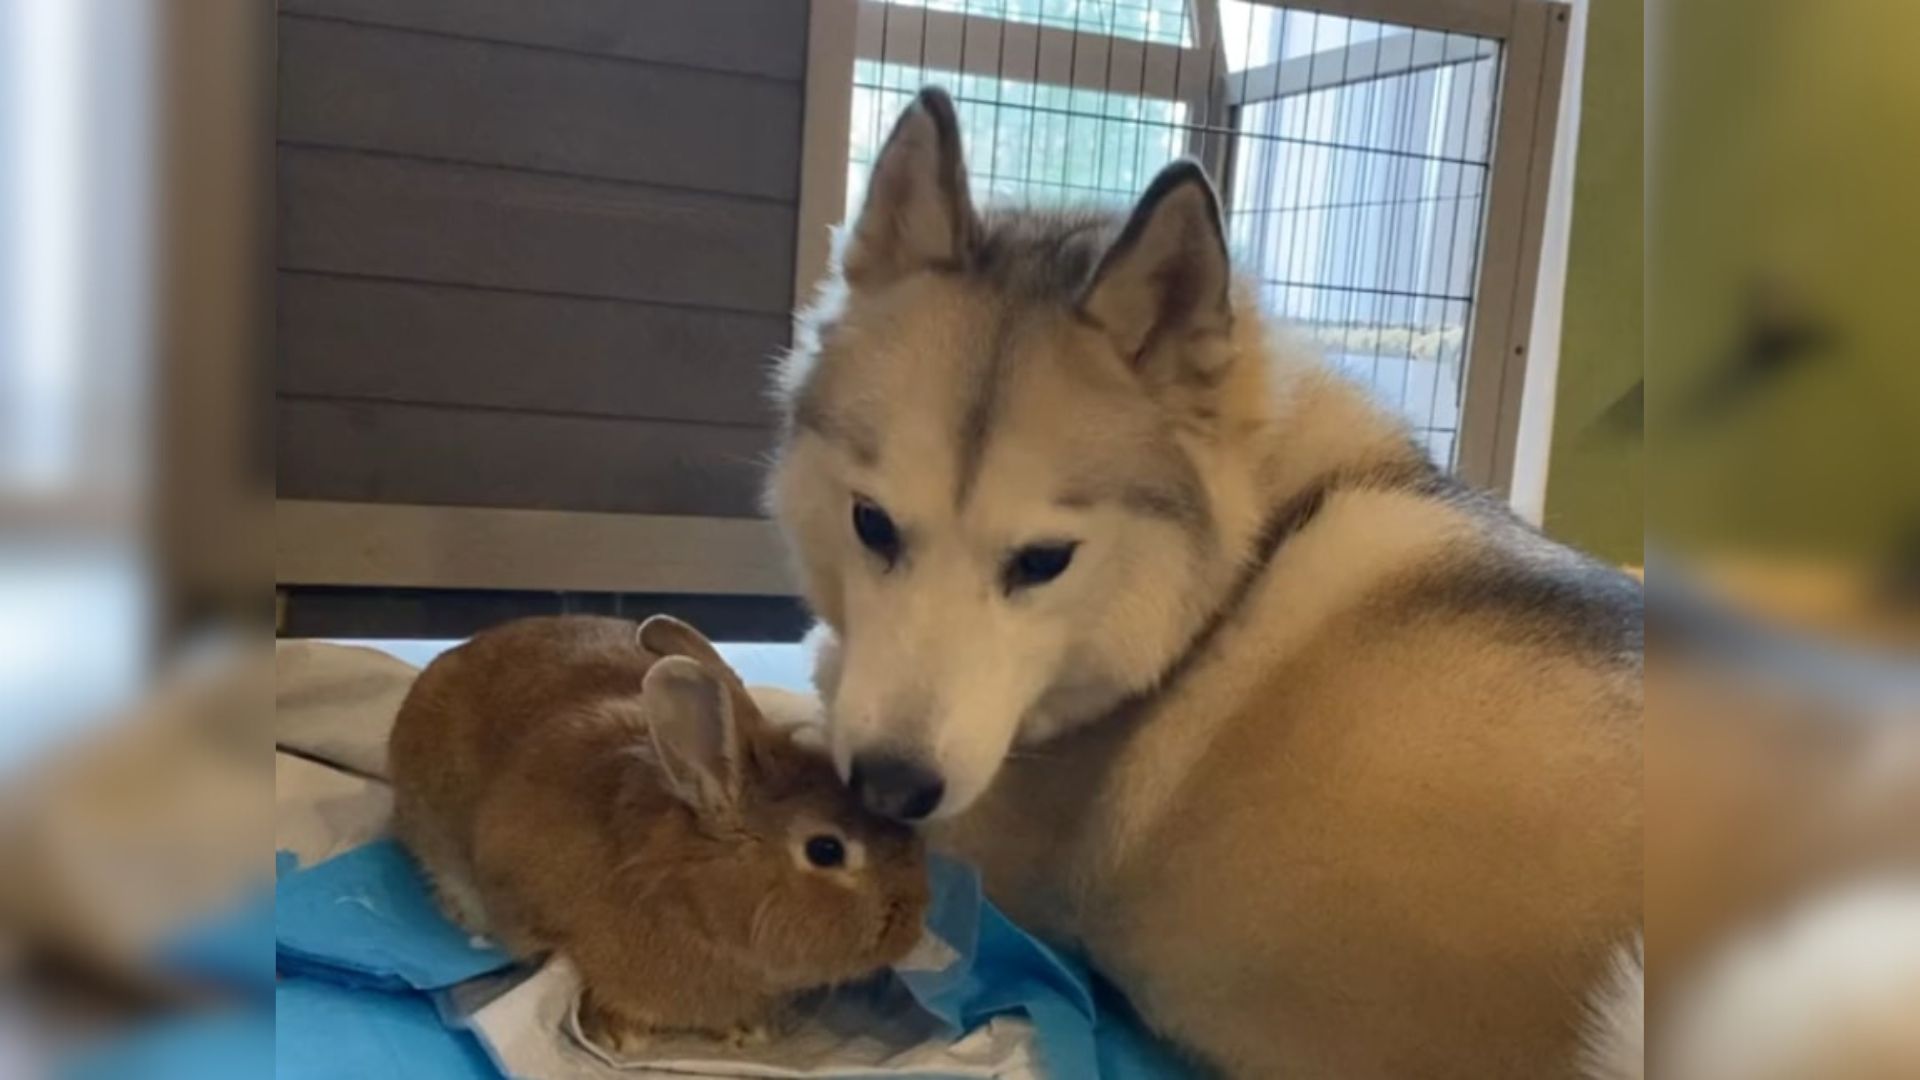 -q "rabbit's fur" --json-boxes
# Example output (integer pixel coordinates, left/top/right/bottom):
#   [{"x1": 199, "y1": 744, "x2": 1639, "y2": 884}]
[{"x1": 389, "y1": 615, "x2": 929, "y2": 1047}]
